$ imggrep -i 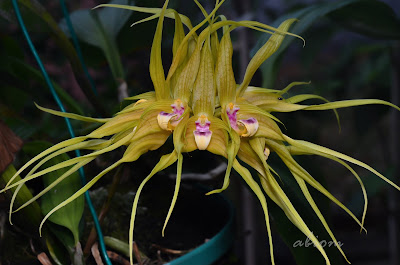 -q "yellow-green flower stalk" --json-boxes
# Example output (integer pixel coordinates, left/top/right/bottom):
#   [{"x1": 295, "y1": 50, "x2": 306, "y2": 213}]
[{"x1": 3, "y1": 1, "x2": 400, "y2": 265}]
